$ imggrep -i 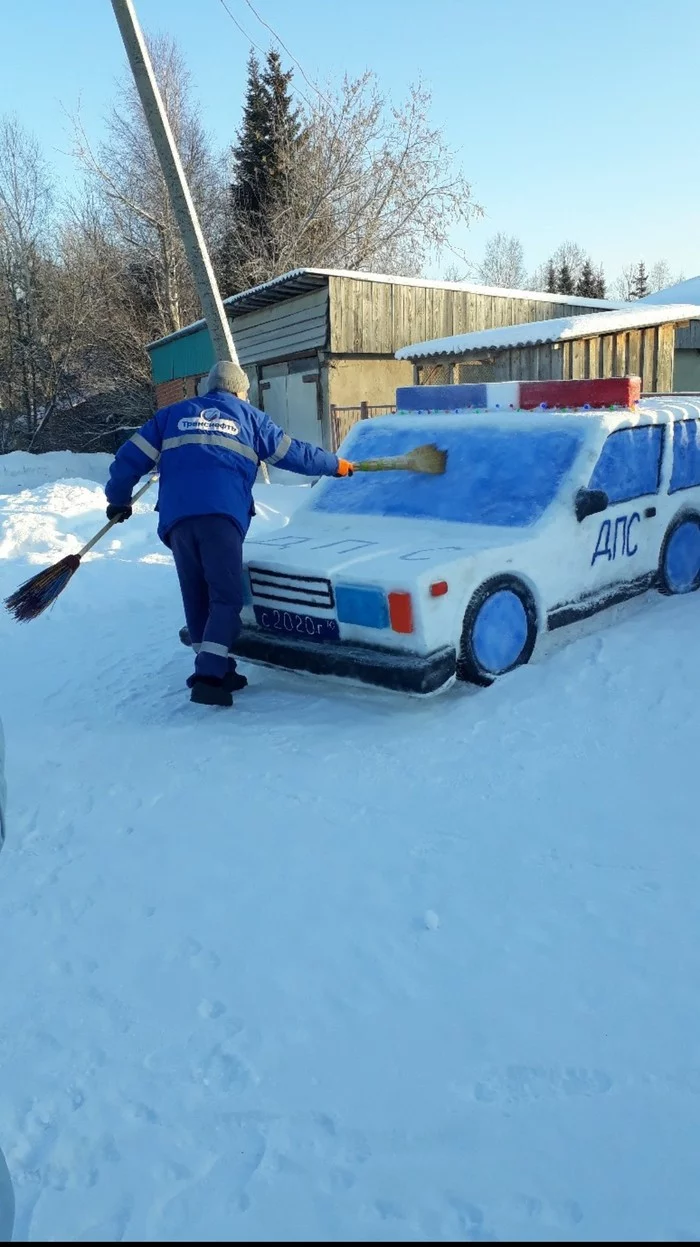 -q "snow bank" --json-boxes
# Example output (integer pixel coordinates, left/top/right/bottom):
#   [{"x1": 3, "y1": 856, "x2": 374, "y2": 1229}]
[
  {"x1": 0, "y1": 467, "x2": 307, "y2": 566},
  {"x1": 0, "y1": 450, "x2": 112, "y2": 494}
]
